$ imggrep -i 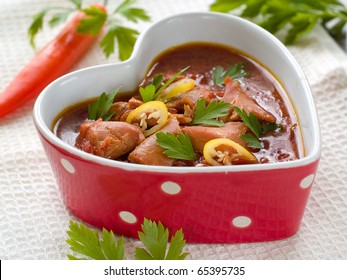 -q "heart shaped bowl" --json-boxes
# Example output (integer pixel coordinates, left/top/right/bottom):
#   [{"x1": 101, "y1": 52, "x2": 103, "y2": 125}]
[{"x1": 33, "y1": 12, "x2": 321, "y2": 243}]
